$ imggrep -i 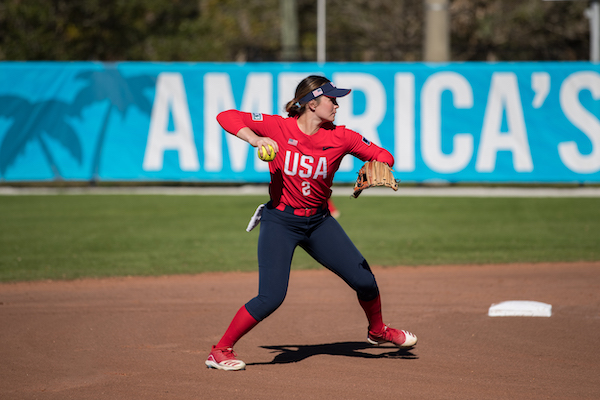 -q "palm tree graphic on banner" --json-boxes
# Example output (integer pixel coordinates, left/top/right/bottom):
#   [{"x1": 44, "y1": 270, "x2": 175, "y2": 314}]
[
  {"x1": 0, "y1": 97, "x2": 82, "y2": 180},
  {"x1": 70, "y1": 66, "x2": 156, "y2": 182}
]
